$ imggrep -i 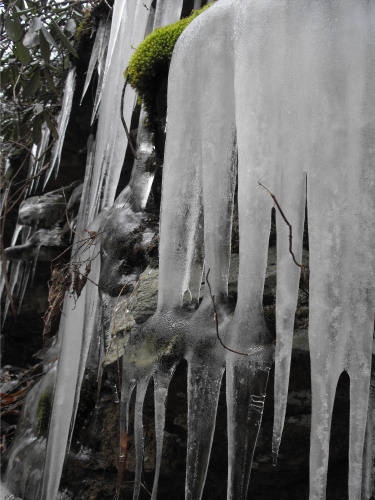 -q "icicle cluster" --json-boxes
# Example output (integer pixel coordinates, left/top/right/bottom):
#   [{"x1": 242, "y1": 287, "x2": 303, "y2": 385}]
[{"x1": 120, "y1": 0, "x2": 375, "y2": 498}]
